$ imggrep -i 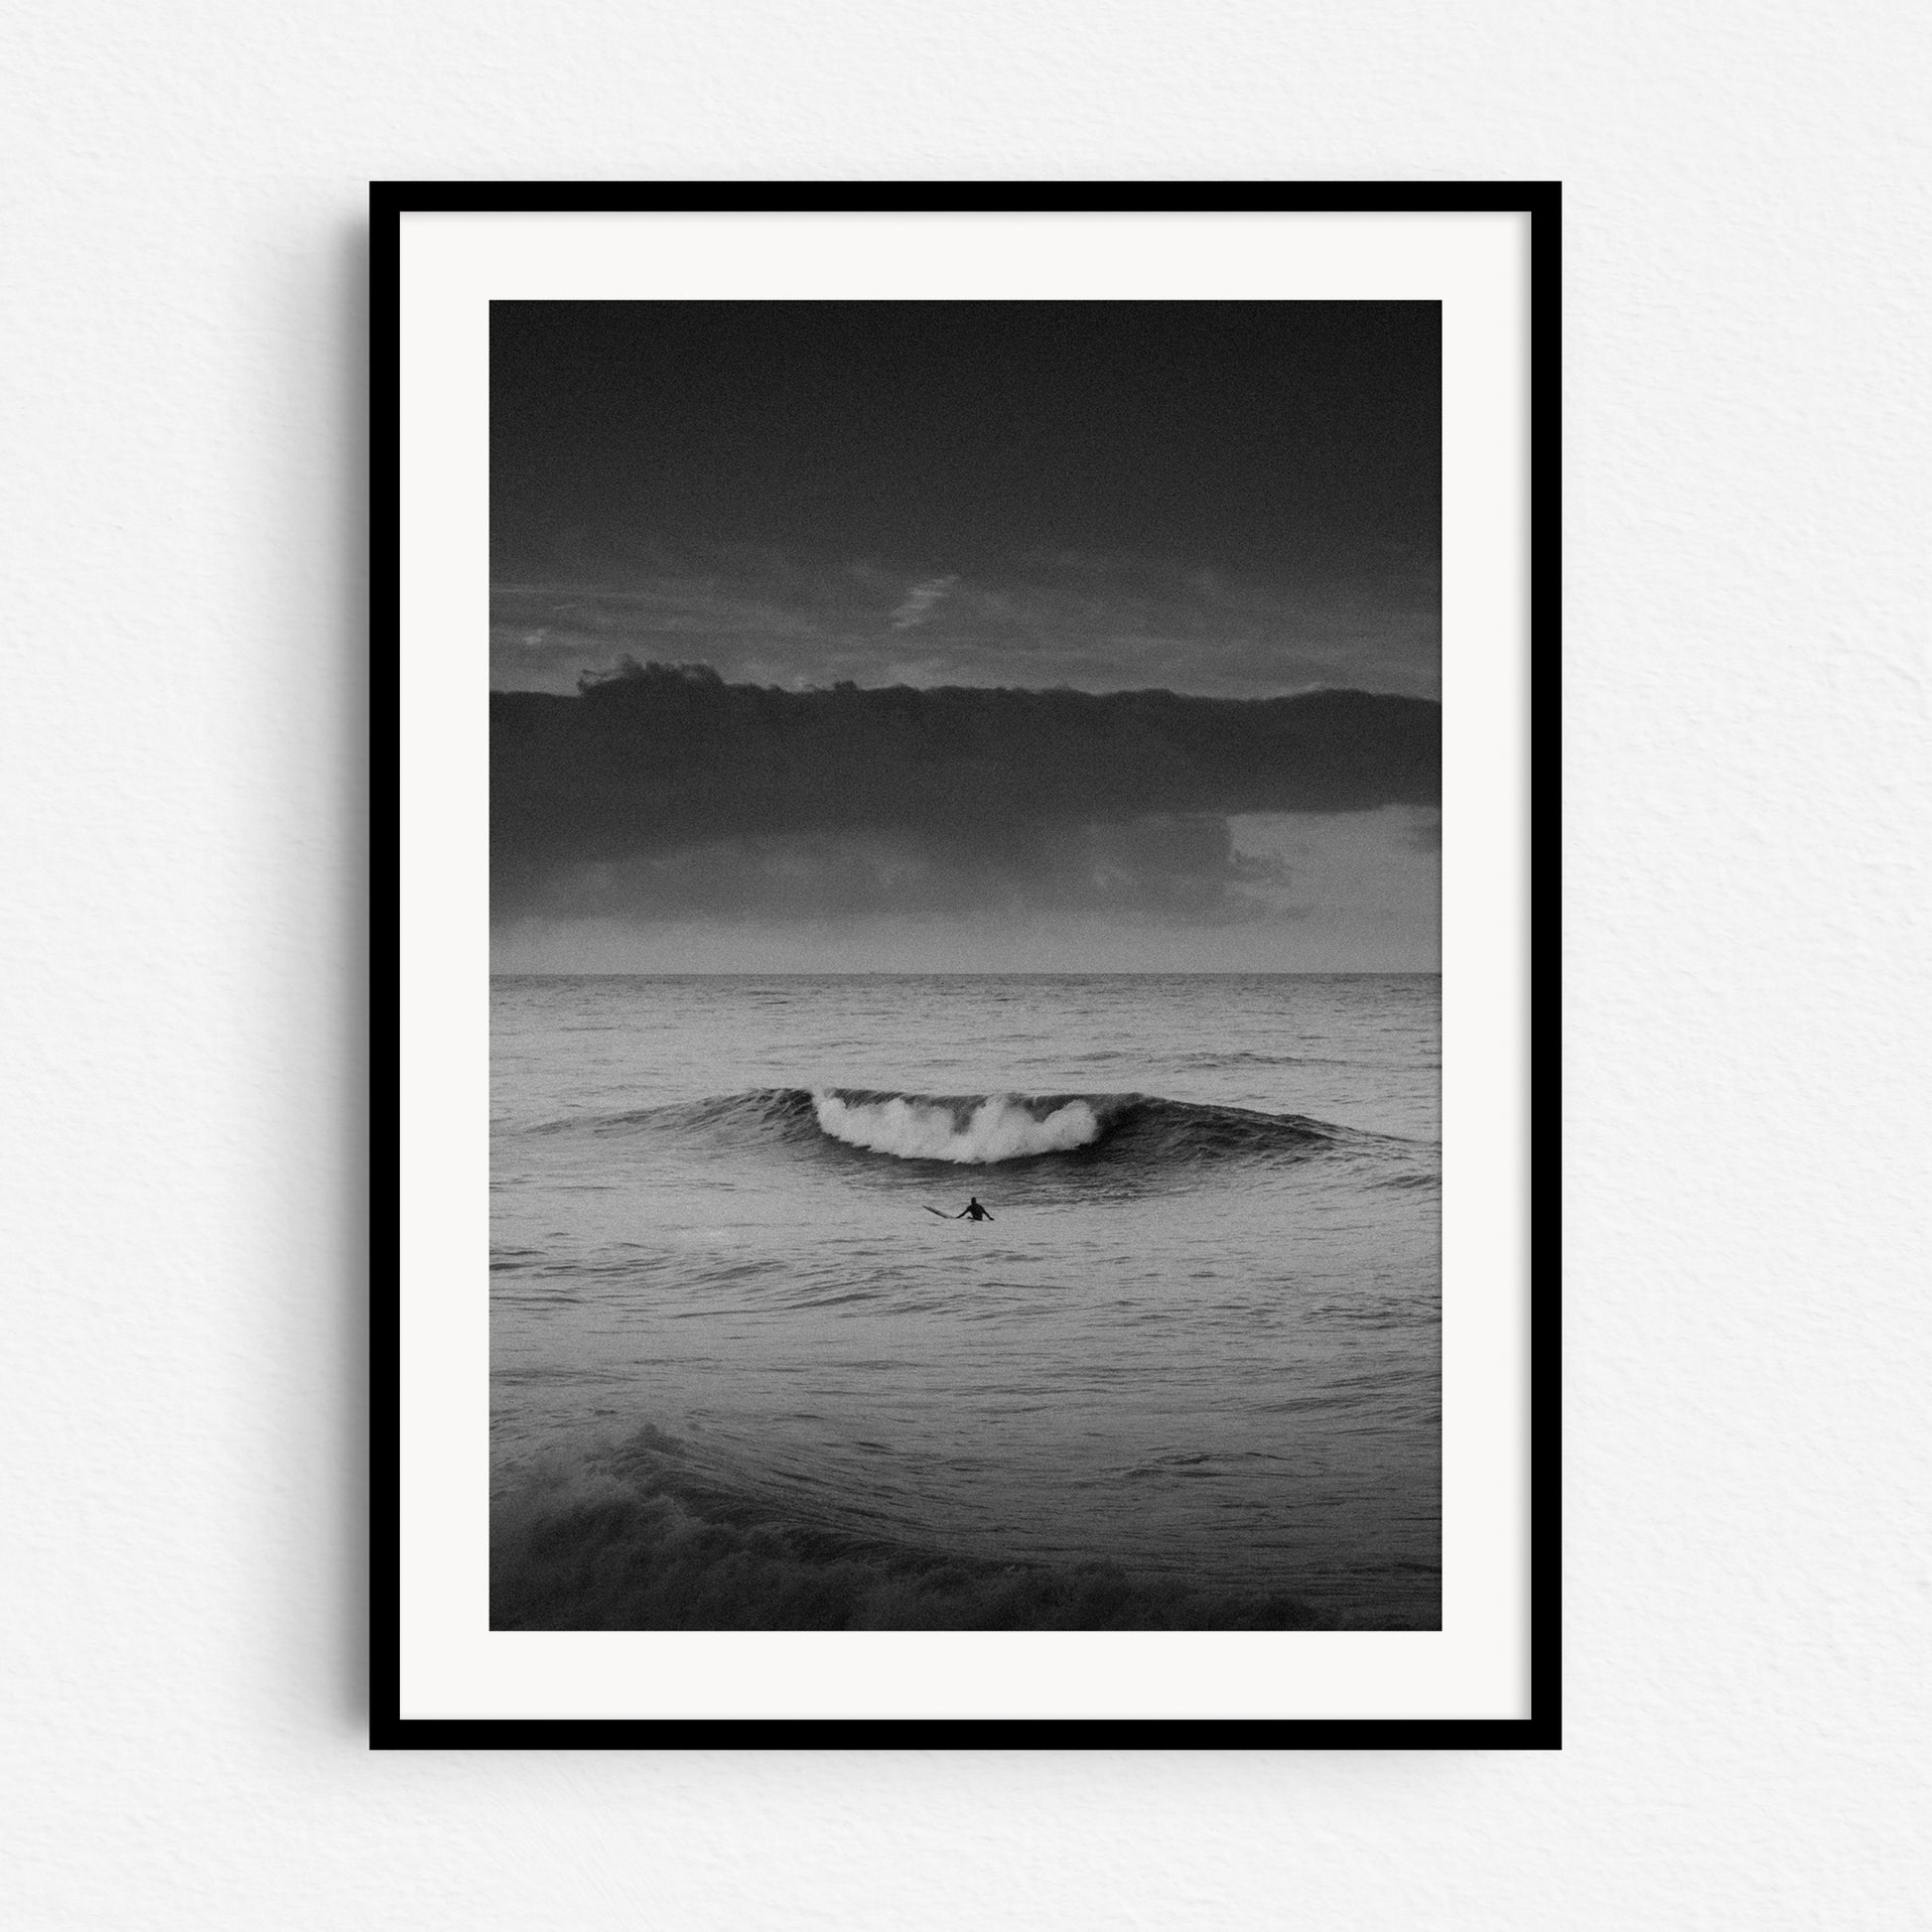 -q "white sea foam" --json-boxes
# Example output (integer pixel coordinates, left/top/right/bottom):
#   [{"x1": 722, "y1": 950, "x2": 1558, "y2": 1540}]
[{"x1": 812, "y1": 1092, "x2": 1101, "y2": 1163}]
